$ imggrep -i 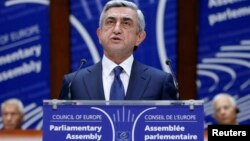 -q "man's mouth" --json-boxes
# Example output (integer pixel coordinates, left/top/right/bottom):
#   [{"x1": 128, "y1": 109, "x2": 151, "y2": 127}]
[
  {"x1": 111, "y1": 36, "x2": 122, "y2": 41},
  {"x1": 110, "y1": 37, "x2": 122, "y2": 44}
]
